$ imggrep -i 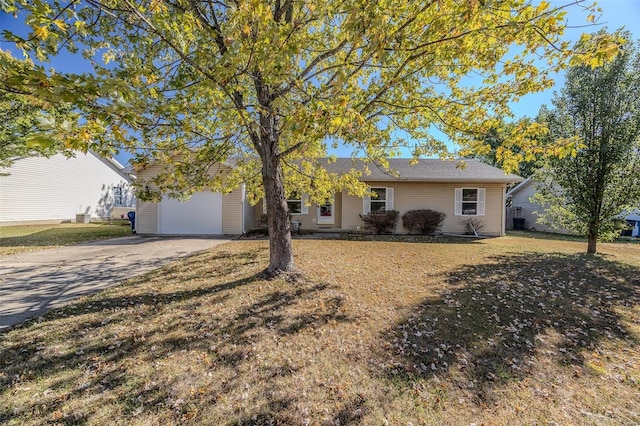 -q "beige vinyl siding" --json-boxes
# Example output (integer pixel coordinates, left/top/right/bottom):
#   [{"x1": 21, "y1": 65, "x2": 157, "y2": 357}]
[
  {"x1": 136, "y1": 162, "x2": 246, "y2": 235},
  {"x1": 342, "y1": 192, "x2": 366, "y2": 230},
  {"x1": 253, "y1": 200, "x2": 267, "y2": 228},
  {"x1": 393, "y1": 182, "x2": 505, "y2": 236},
  {"x1": 135, "y1": 163, "x2": 164, "y2": 234},
  {"x1": 135, "y1": 201, "x2": 158, "y2": 234},
  {"x1": 286, "y1": 193, "x2": 343, "y2": 231},
  {"x1": 0, "y1": 152, "x2": 133, "y2": 224},
  {"x1": 329, "y1": 193, "x2": 342, "y2": 229},
  {"x1": 243, "y1": 189, "x2": 258, "y2": 233},
  {"x1": 342, "y1": 181, "x2": 507, "y2": 236},
  {"x1": 252, "y1": 194, "x2": 344, "y2": 232},
  {"x1": 136, "y1": 162, "x2": 227, "y2": 186},
  {"x1": 288, "y1": 200, "x2": 314, "y2": 228},
  {"x1": 222, "y1": 187, "x2": 244, "y2": 234},
  {"x1": 134, "y1": 161, "x2": 510, "y2": 236}
]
